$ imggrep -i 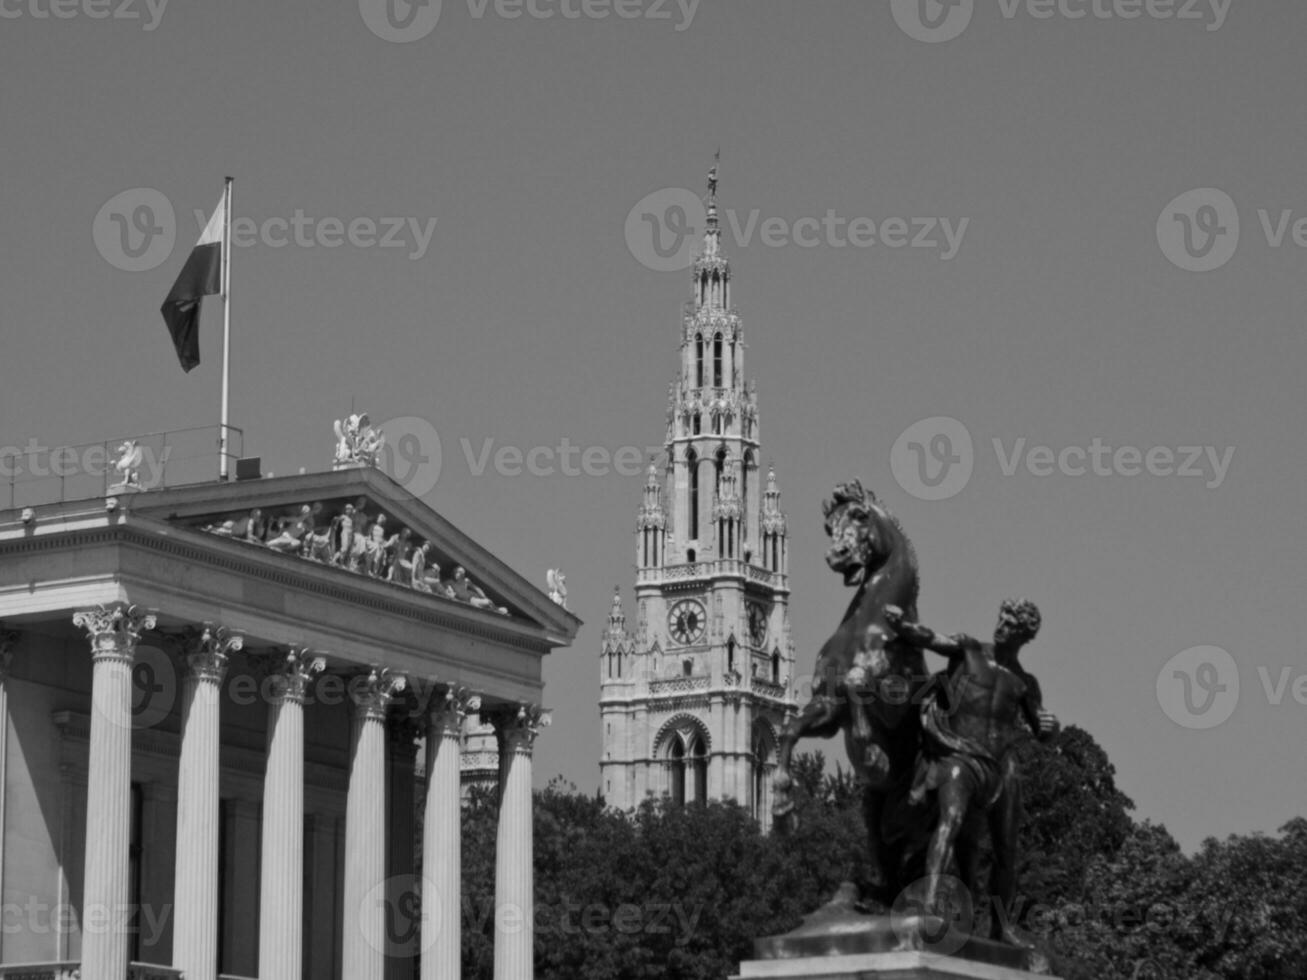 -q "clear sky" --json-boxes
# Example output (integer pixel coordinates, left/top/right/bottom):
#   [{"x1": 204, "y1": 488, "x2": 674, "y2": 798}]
[{"x1": 2, "y1": 0, "x2": 1303, "y2": 851}]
